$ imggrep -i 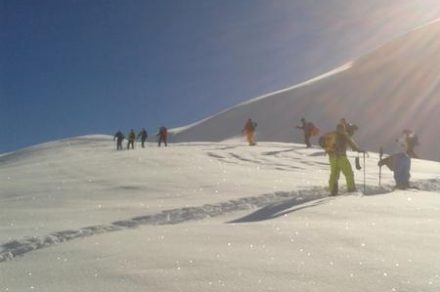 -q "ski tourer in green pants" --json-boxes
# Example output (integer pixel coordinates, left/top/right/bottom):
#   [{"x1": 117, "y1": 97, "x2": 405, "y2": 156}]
[{"x1": 326, "y1": 123, "x2": 364, "y2": 196}]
